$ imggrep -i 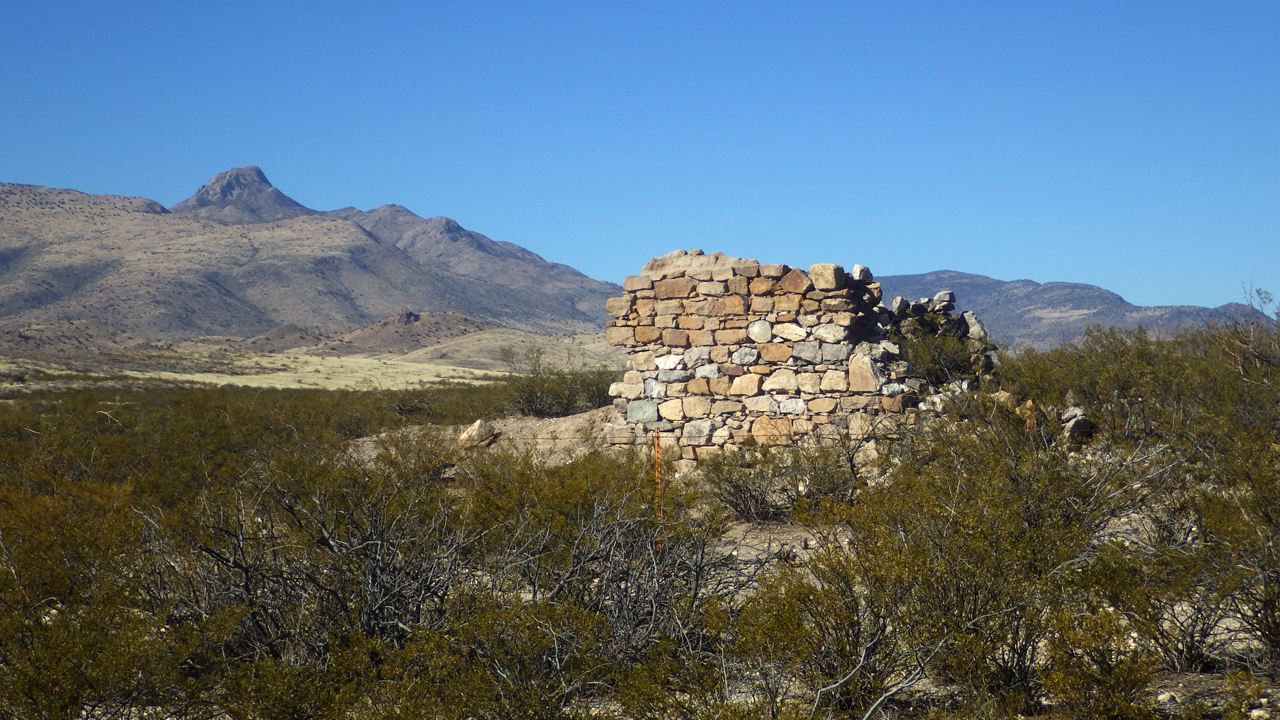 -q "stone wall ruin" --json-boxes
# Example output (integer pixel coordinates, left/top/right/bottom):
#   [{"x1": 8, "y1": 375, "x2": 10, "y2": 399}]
[{"x1": 602, "y1": 249, "x2": 993, "y2": 469}]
